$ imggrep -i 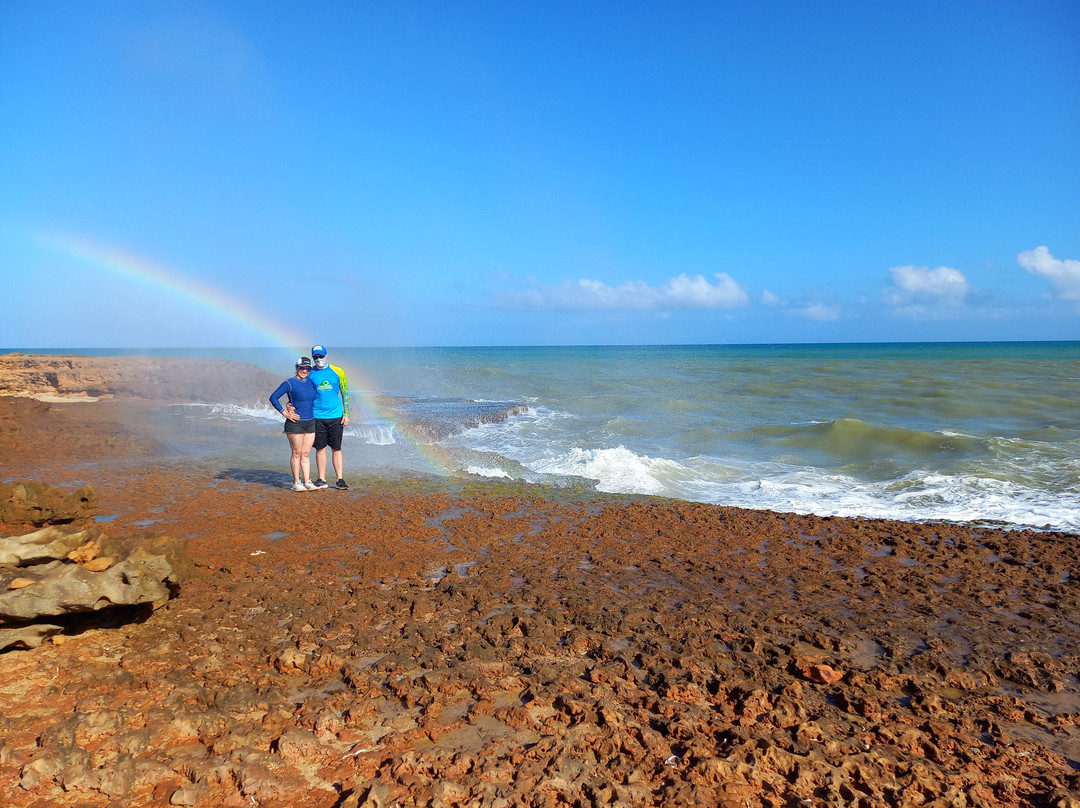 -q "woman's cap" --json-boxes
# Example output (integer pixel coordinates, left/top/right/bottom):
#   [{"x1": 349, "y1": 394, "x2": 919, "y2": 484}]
[{"x1": 295, "y1": 357, "x2": 313, "y2": 369}]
